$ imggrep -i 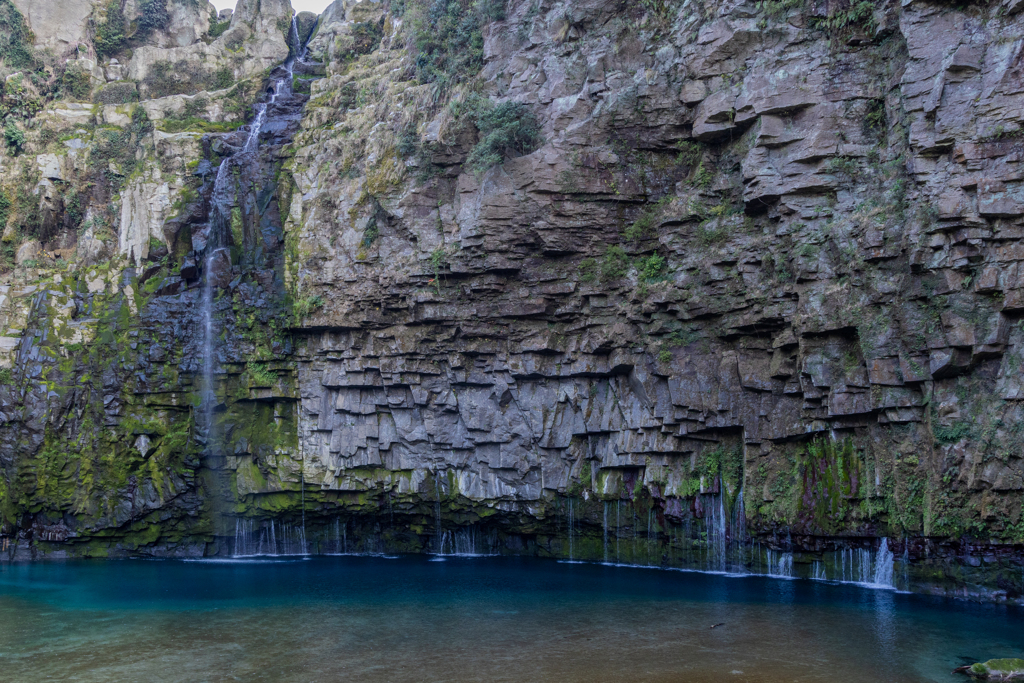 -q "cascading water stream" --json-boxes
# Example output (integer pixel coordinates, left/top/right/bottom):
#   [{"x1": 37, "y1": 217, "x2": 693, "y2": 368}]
[
  {"x1": 195, "y1": 15, "x2": 319, "y2": 558},
  {"x1": 602, "y1": 502, "x2": 609, "y2": 564},
  {"x1": 872, "y1": 538, "x2": 895, "y2": 588}
]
